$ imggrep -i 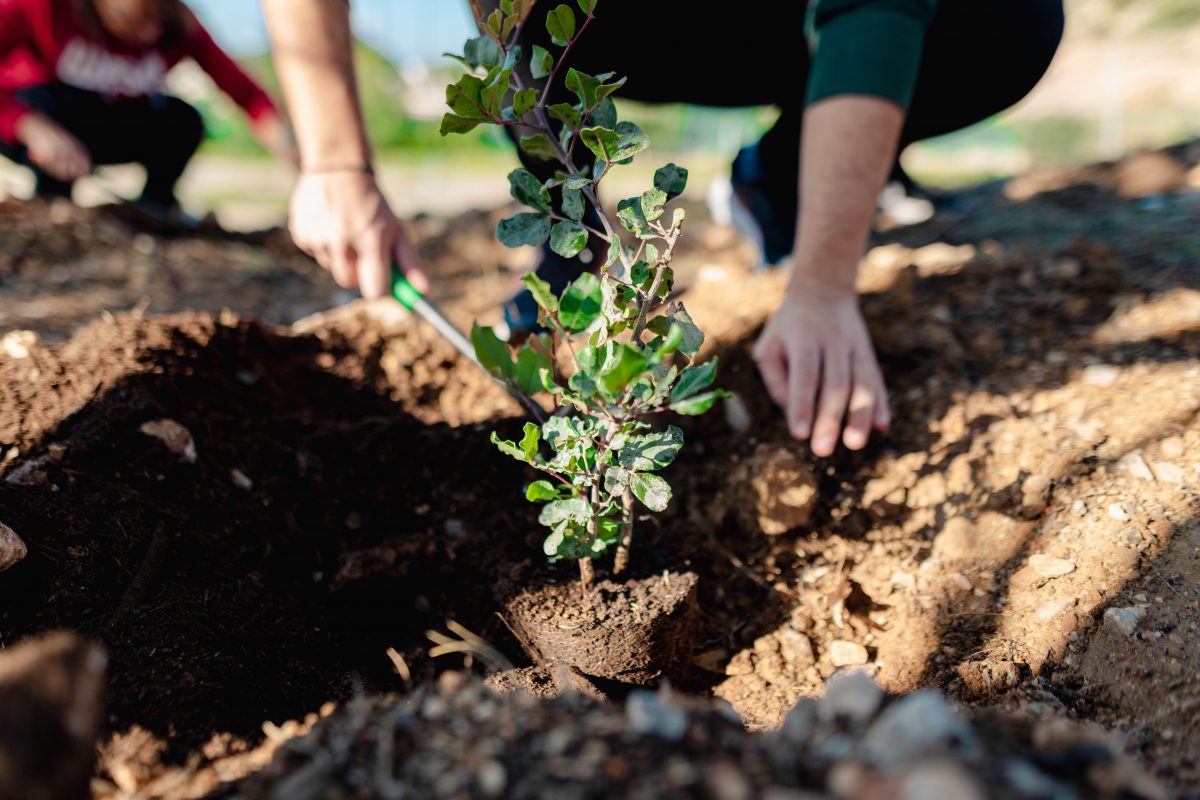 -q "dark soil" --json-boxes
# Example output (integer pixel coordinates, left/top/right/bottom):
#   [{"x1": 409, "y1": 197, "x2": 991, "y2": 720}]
[
  {"x1": 504, "y1": 571, "x2": 698, "y2": 685},
  {"x1": 1, "y1": 139, "x2": 1199, "y2": 798}
]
